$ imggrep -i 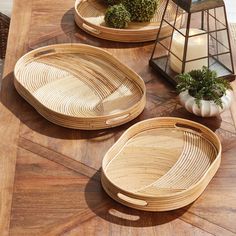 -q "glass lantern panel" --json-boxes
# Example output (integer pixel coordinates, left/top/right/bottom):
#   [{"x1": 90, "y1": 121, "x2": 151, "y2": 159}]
[
  {"x1": 186, "y1": 30, "x2": 208, "y2": 61},
  {"x1": 188, "y1": 11, "x2": 204, "y2": 29},
  {"x1": 215, "y1": 6, "x2": 226, "y2": 28},
  {"x1": 157, "y1": 22, "x2": 174, "y2": 43},
  {"x1": 169, "y1": 29, "x2": 208, "y2": 74},
  {"x1": 152, "y1": 3, "x2": 183, "y2": 60},
  {"x1": 207, "y1": 8, "x2": 226, "y2": 32},
  {"x1": 209, "y1": 53, "x2": 233, "y2": 77},
  {"x1": 152, "y1": 38, "x2": 170, "y2": 59},
  {"x1": 175, "y1": 12, "x2": 192, "y2": 35},
  {"x1": 184, "y1": 59, "x2": 208, "y2": 73},
  {"x1": 162, "y1": 2, "x2": 183, "y2": 27},
  {"x1": 209, "y1": 29, "x2": 230, "y2": 56},
  {"x1": 169, "y1": 30, "x2": 185, "y2": 73}
]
